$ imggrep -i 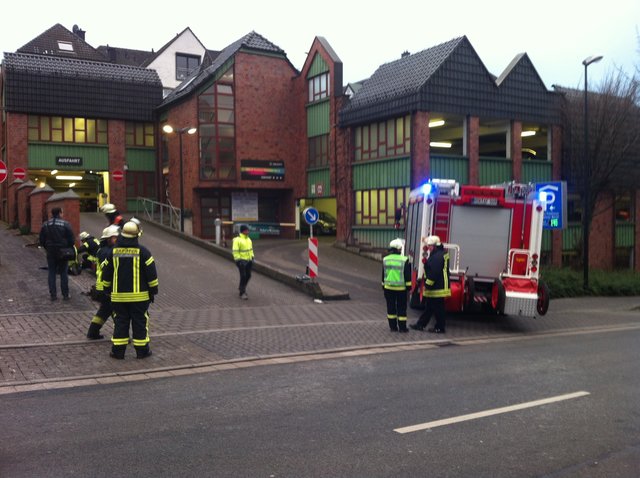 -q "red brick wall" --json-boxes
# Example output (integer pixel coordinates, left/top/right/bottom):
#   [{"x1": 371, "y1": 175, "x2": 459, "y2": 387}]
[
  {"x1": 107, "y1": 120, "x2": 127, "y2": 212},
  {"x1": 412, "y1": 111, "x2": 430, "y2": 188},
  {"x1": 5, "y1": 113, "x2": 28, "y2": 224},
  {"x1": 29, "y1": 188, "x2": 54, "y2": 234},
  {"x1": 589, "y1": 192, "x2": 614, "y2": 270},
  {"x1": 45, "y1": 197, "x2": 81, "y2": 246},
  {"x1": 17, "y1": 182, "x2": 35, "y2": 228},
  {"x1": 467, "y1": 116, "x2": 479, "y2": 185}
]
